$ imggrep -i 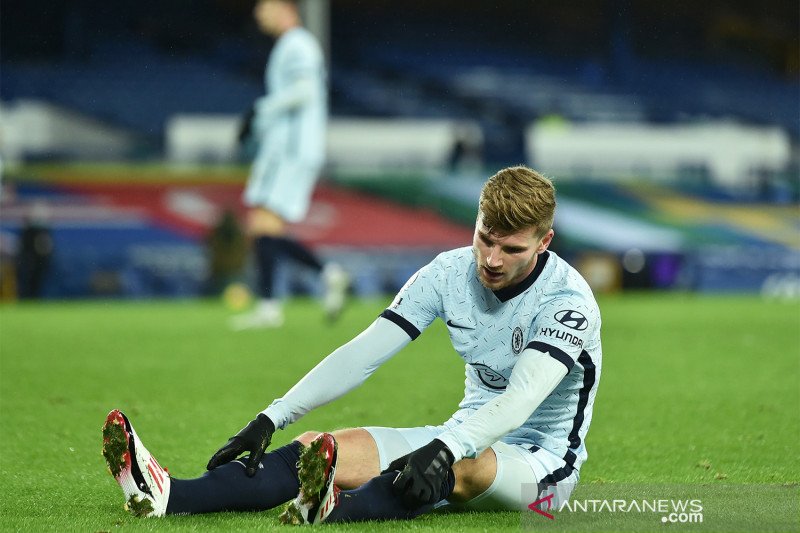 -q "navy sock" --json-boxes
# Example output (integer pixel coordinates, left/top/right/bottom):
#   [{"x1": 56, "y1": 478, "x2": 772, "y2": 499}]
[
  {"x1": 165, "y1": 441, "x2": 302, "y2": 515},
  {"x1": 254, "y1": 236, "x2": 280, "y2": 299},
  {"x1": 326, "y1": 470, "x2": 456, "y2": 523},
  {"x1": 277, "y1": 237, "x2": 323, "y2": 272}
]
